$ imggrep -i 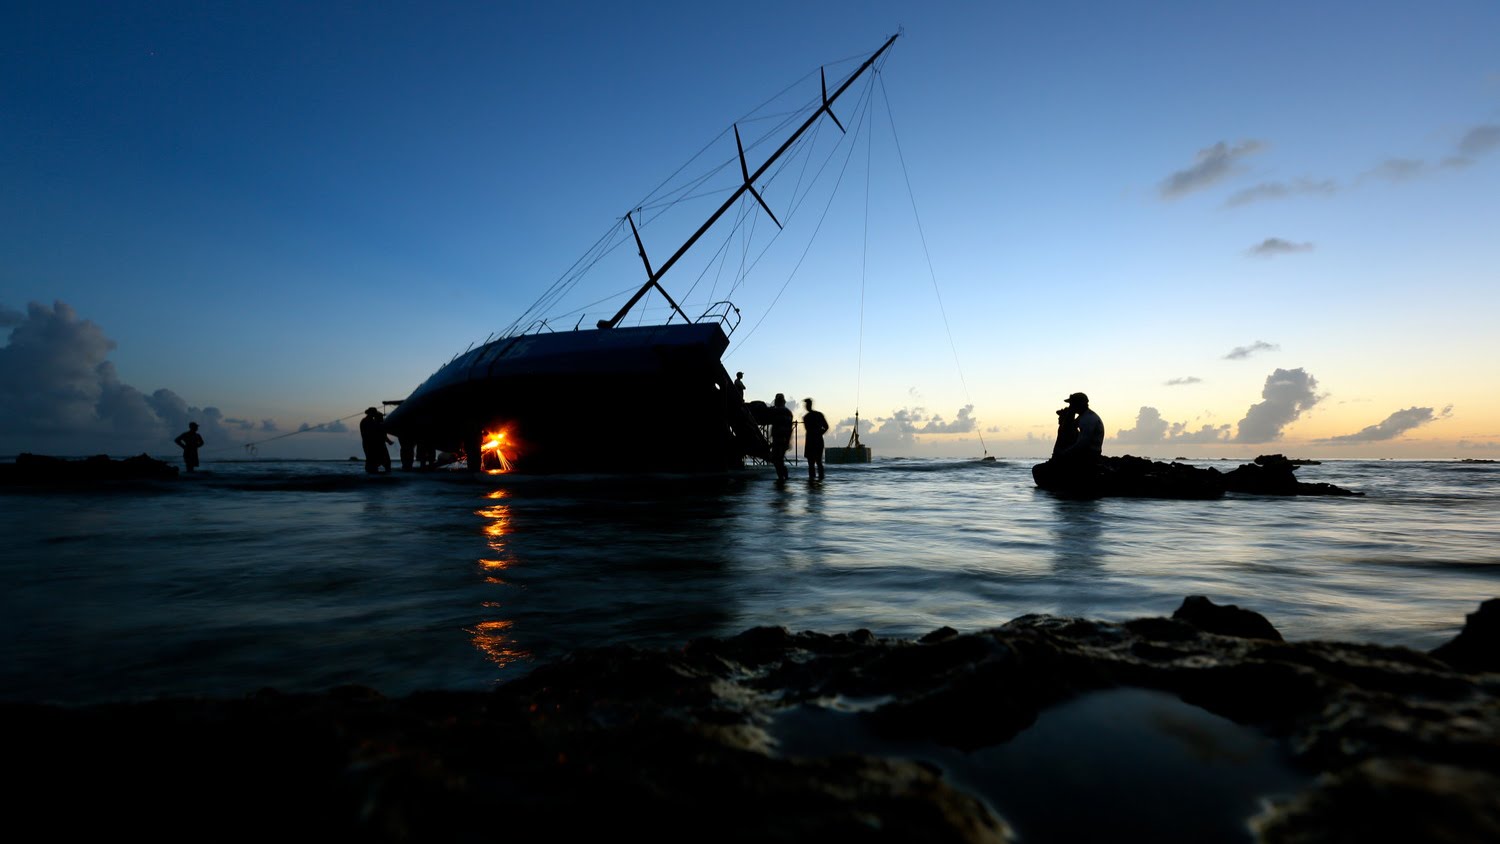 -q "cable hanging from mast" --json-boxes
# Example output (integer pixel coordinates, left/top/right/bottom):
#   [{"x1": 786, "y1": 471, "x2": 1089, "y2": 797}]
[{"x1": 878, "y1": 73, "x2": 989, "y2": 457}]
